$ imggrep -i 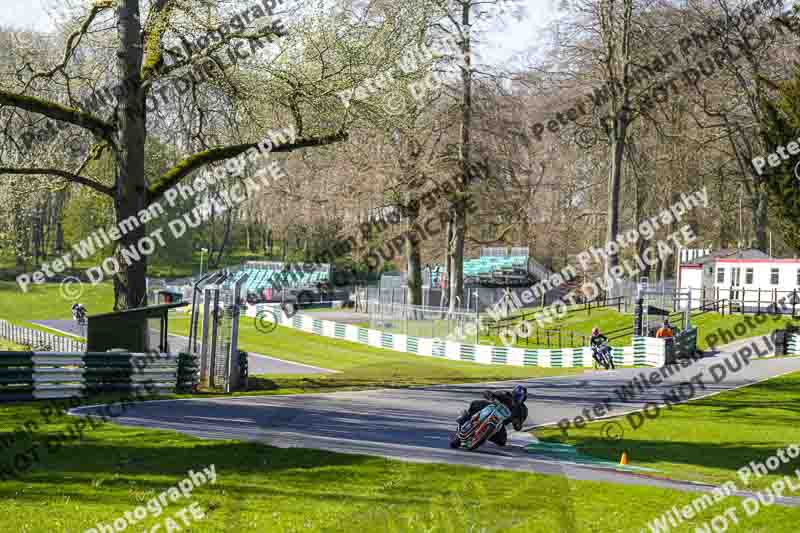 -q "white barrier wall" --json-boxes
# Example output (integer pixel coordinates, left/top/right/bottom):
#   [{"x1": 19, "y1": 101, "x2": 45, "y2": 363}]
[{"x1": 248, "y1": 304, "x2": 669, "y2": 368}]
